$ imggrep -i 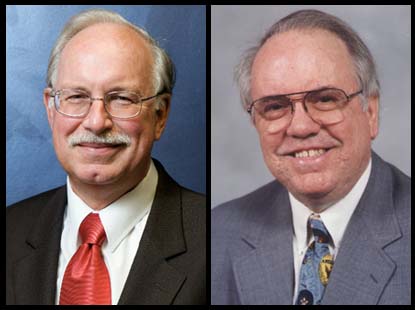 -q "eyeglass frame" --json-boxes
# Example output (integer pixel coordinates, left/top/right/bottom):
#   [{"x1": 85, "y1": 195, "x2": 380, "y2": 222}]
[
  {"x1": 247, "y1": 87, "x2": 363, "y2": 121},
  {"x1": 48, "y1": 88, "x2": 164, "y2": 119}
]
